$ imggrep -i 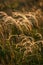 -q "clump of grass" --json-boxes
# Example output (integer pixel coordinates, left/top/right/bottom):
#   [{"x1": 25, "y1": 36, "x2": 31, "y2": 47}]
[{"x1": 0, "y1": 11, "x2": 43, "y2": 65}]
